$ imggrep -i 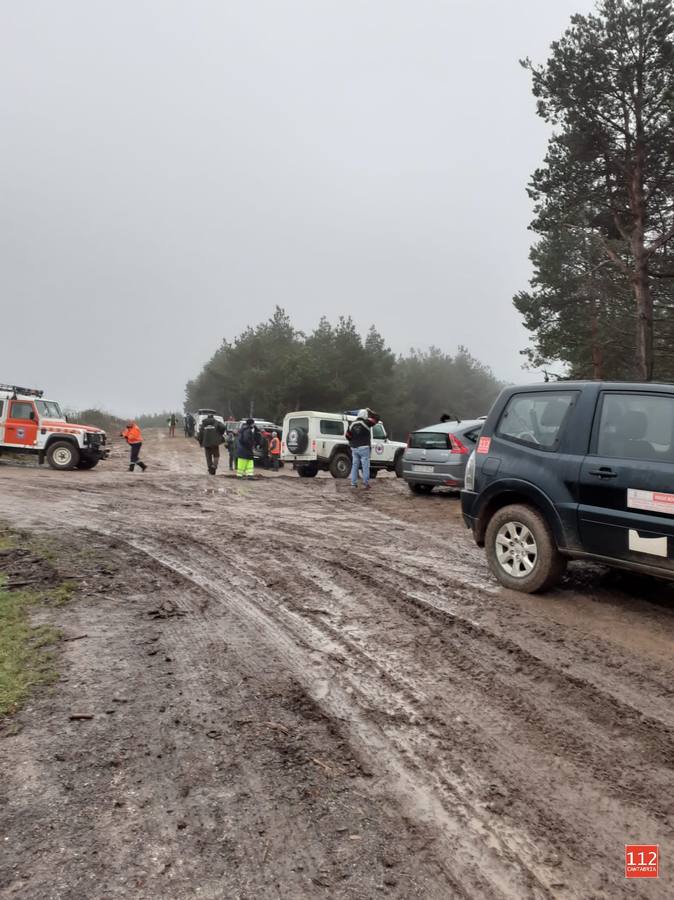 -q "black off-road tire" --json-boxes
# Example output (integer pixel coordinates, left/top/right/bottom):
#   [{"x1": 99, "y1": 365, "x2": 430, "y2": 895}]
[
  {"x1": 369, "y1": 468, "x2": 378, "y2": 478},
  {"x1": 394, "y1": 453, "x2": 404, "y2": 478},
  {"x1": 297, "y1": 463, "x2": 318, "y2": 478},
  {"x1": 484, "y1": 503, "x2": 566, "y2": 594},
  {"x1": 77, "y1": 456, "x2": 100, "y2": 470},
  {"x1": 409, "y1": 482, "x2": 433, "y2": 494},
  {"x1": 329, "y1": 452, "x2": 351, "y2": 479},
  {"x1": 47, "y1": 440, "x2": 80, "y2": 470}
]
